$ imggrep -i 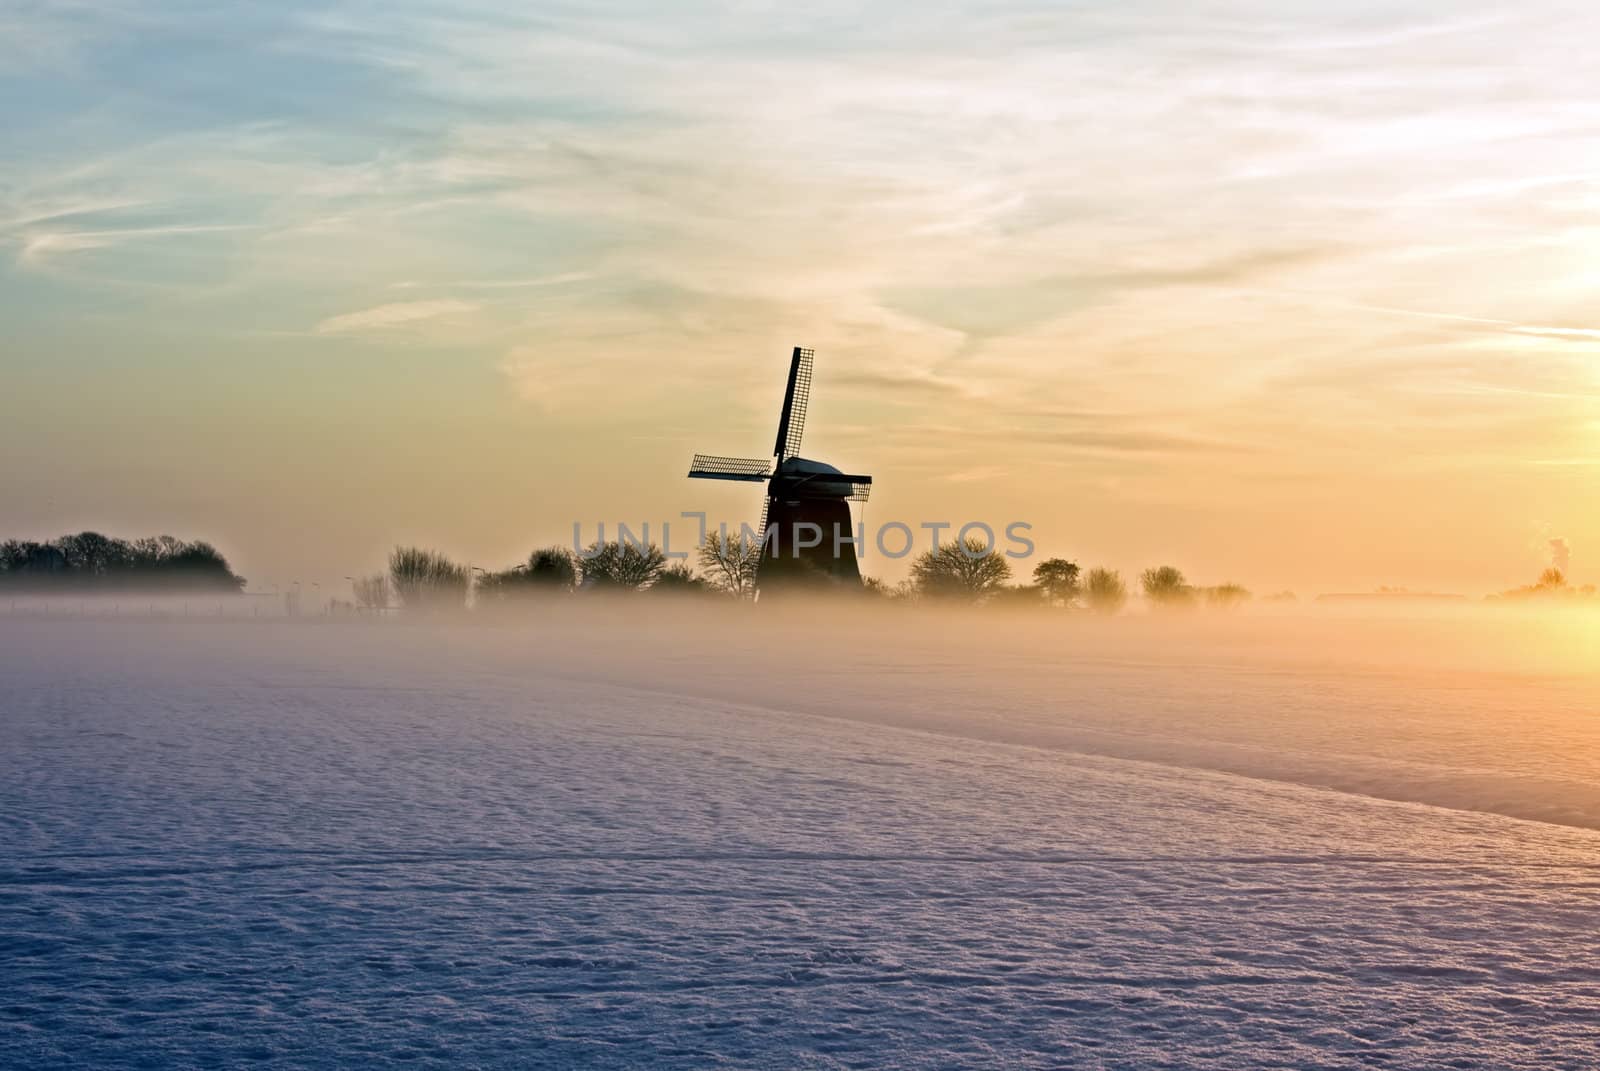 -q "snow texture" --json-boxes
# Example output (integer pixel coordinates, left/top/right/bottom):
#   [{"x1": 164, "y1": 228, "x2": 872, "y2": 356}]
[{"x1": 4, "y1": 614, "x2": 1600, "y2": 1068}]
